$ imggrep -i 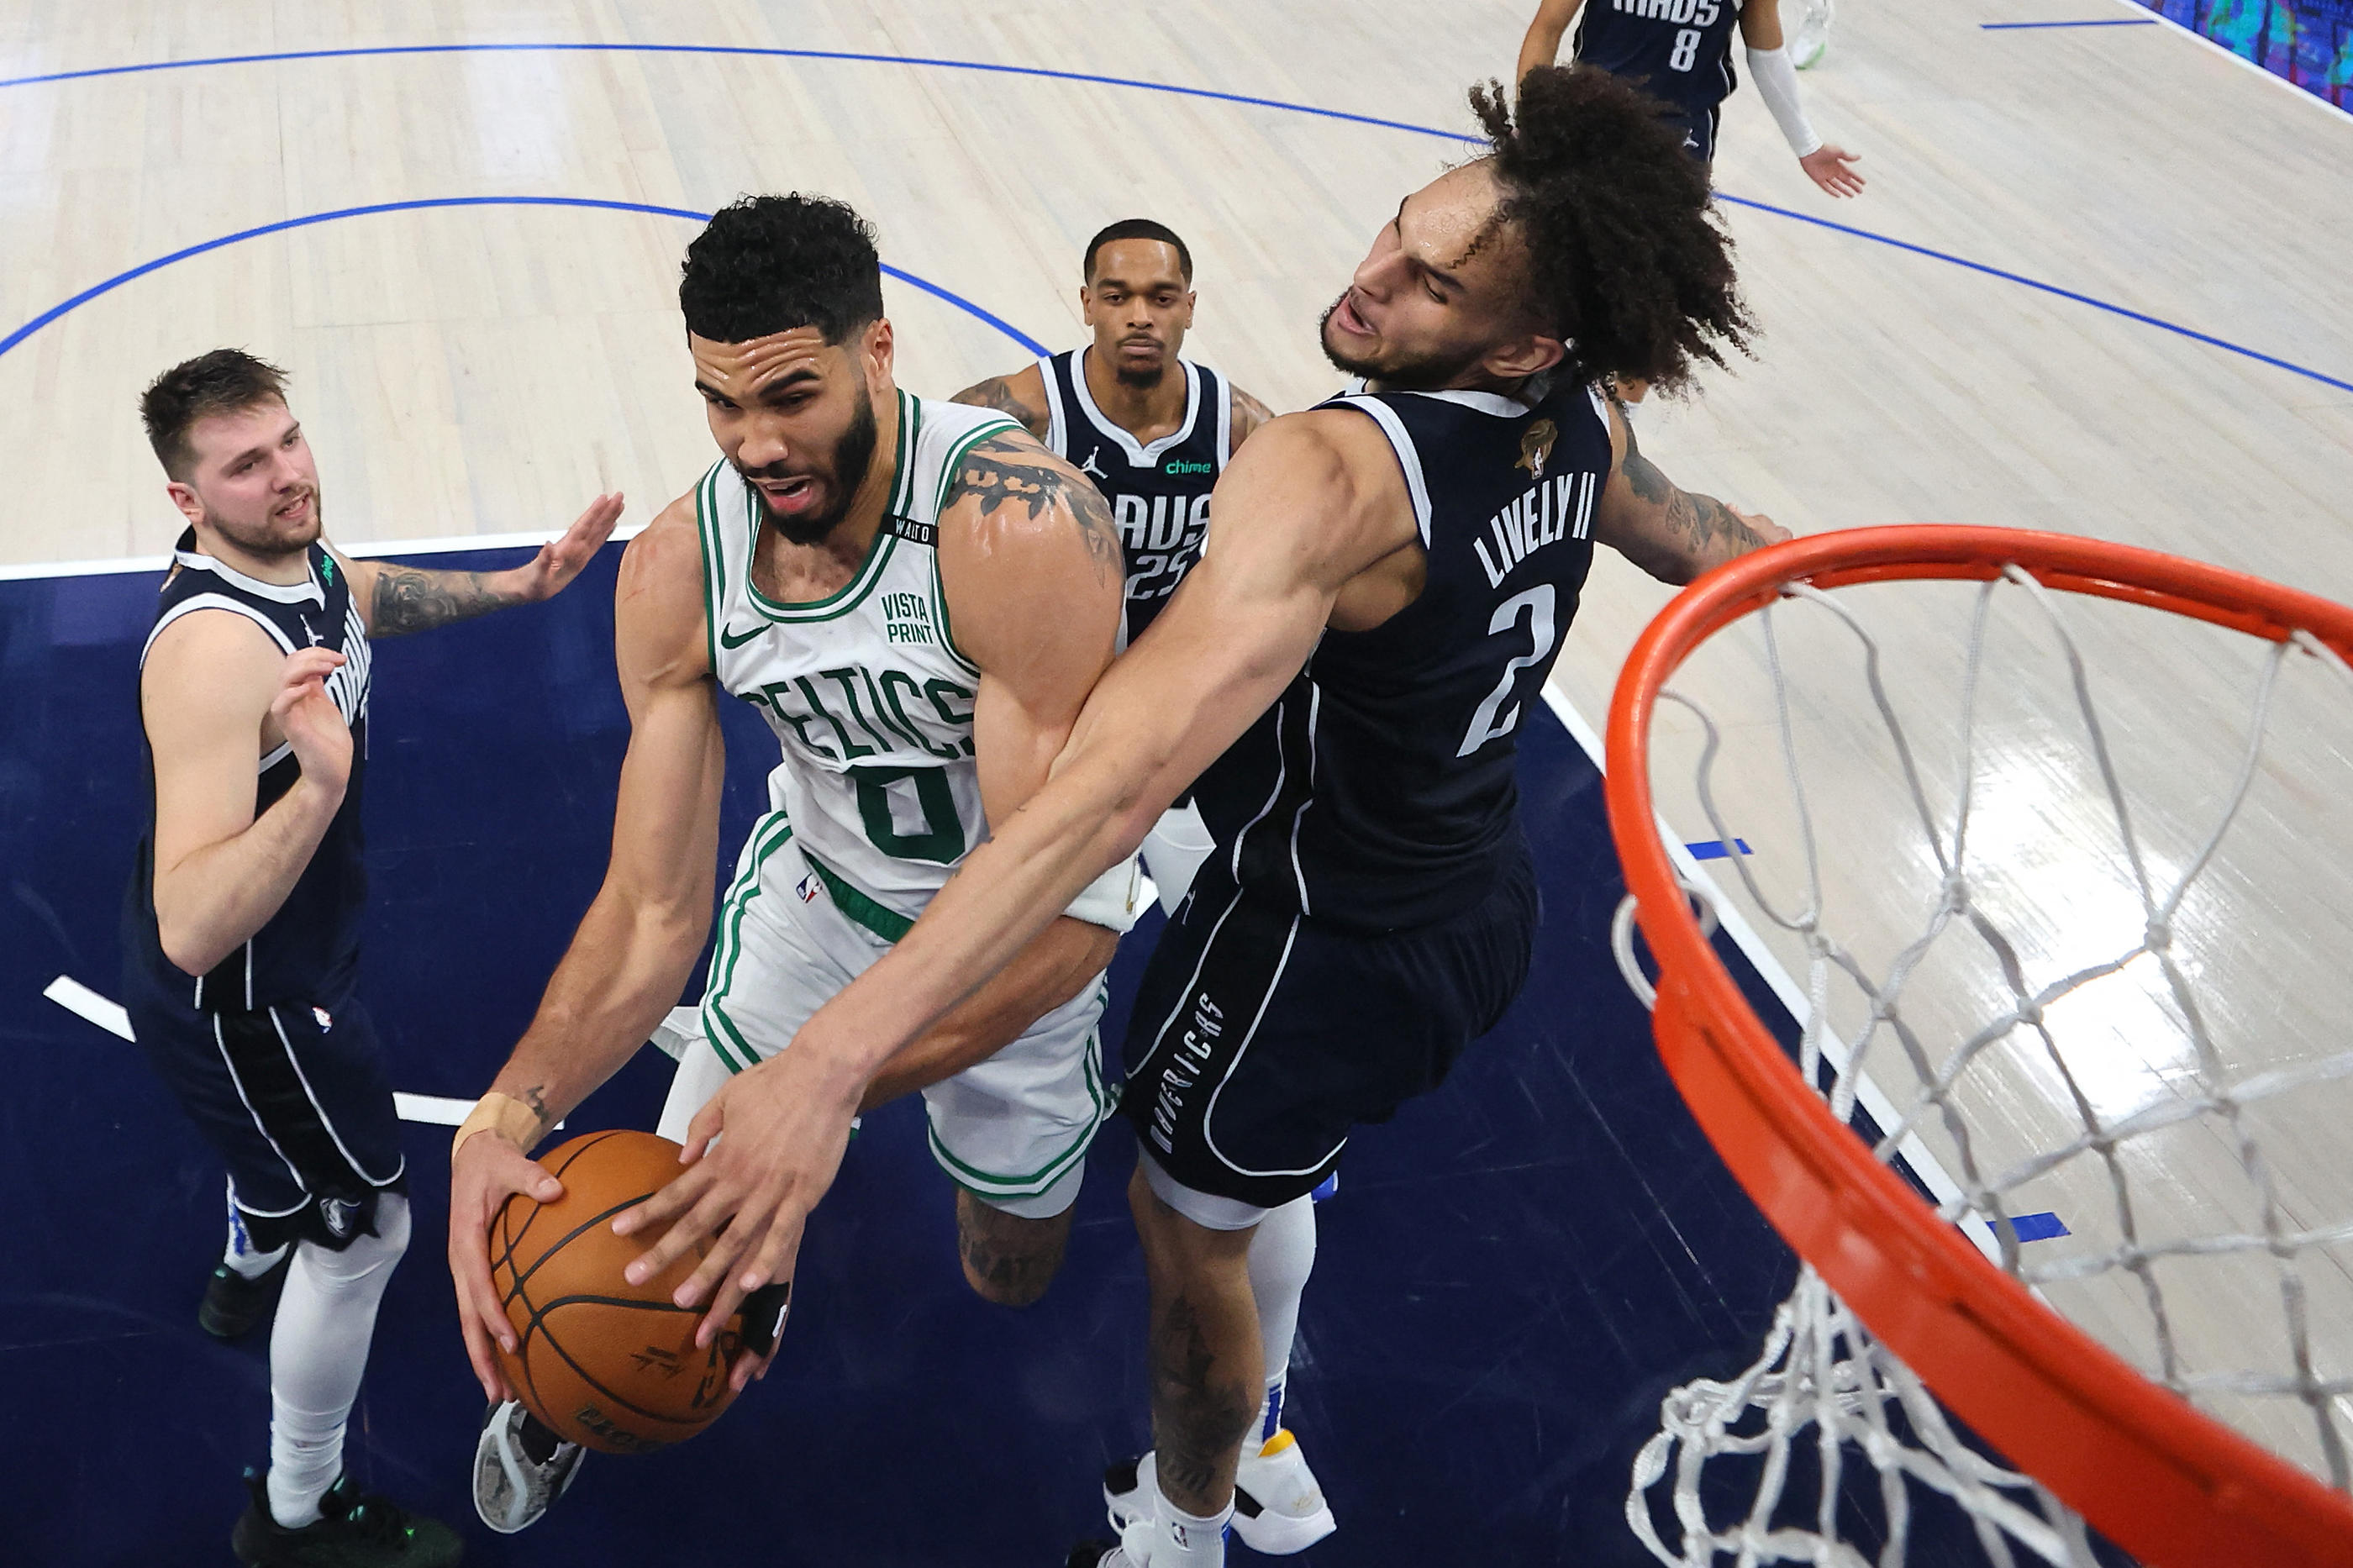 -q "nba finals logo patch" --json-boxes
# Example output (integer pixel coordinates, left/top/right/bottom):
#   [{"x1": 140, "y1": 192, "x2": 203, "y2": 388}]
[{"x1": 1517, "y1": 418, "x2": 1560, "y2": 481}]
